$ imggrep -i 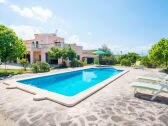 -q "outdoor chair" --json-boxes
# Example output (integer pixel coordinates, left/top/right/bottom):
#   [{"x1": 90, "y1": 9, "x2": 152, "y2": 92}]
[{"x1": 131, "y1": 80, "x2": 168, "y2": 100}]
